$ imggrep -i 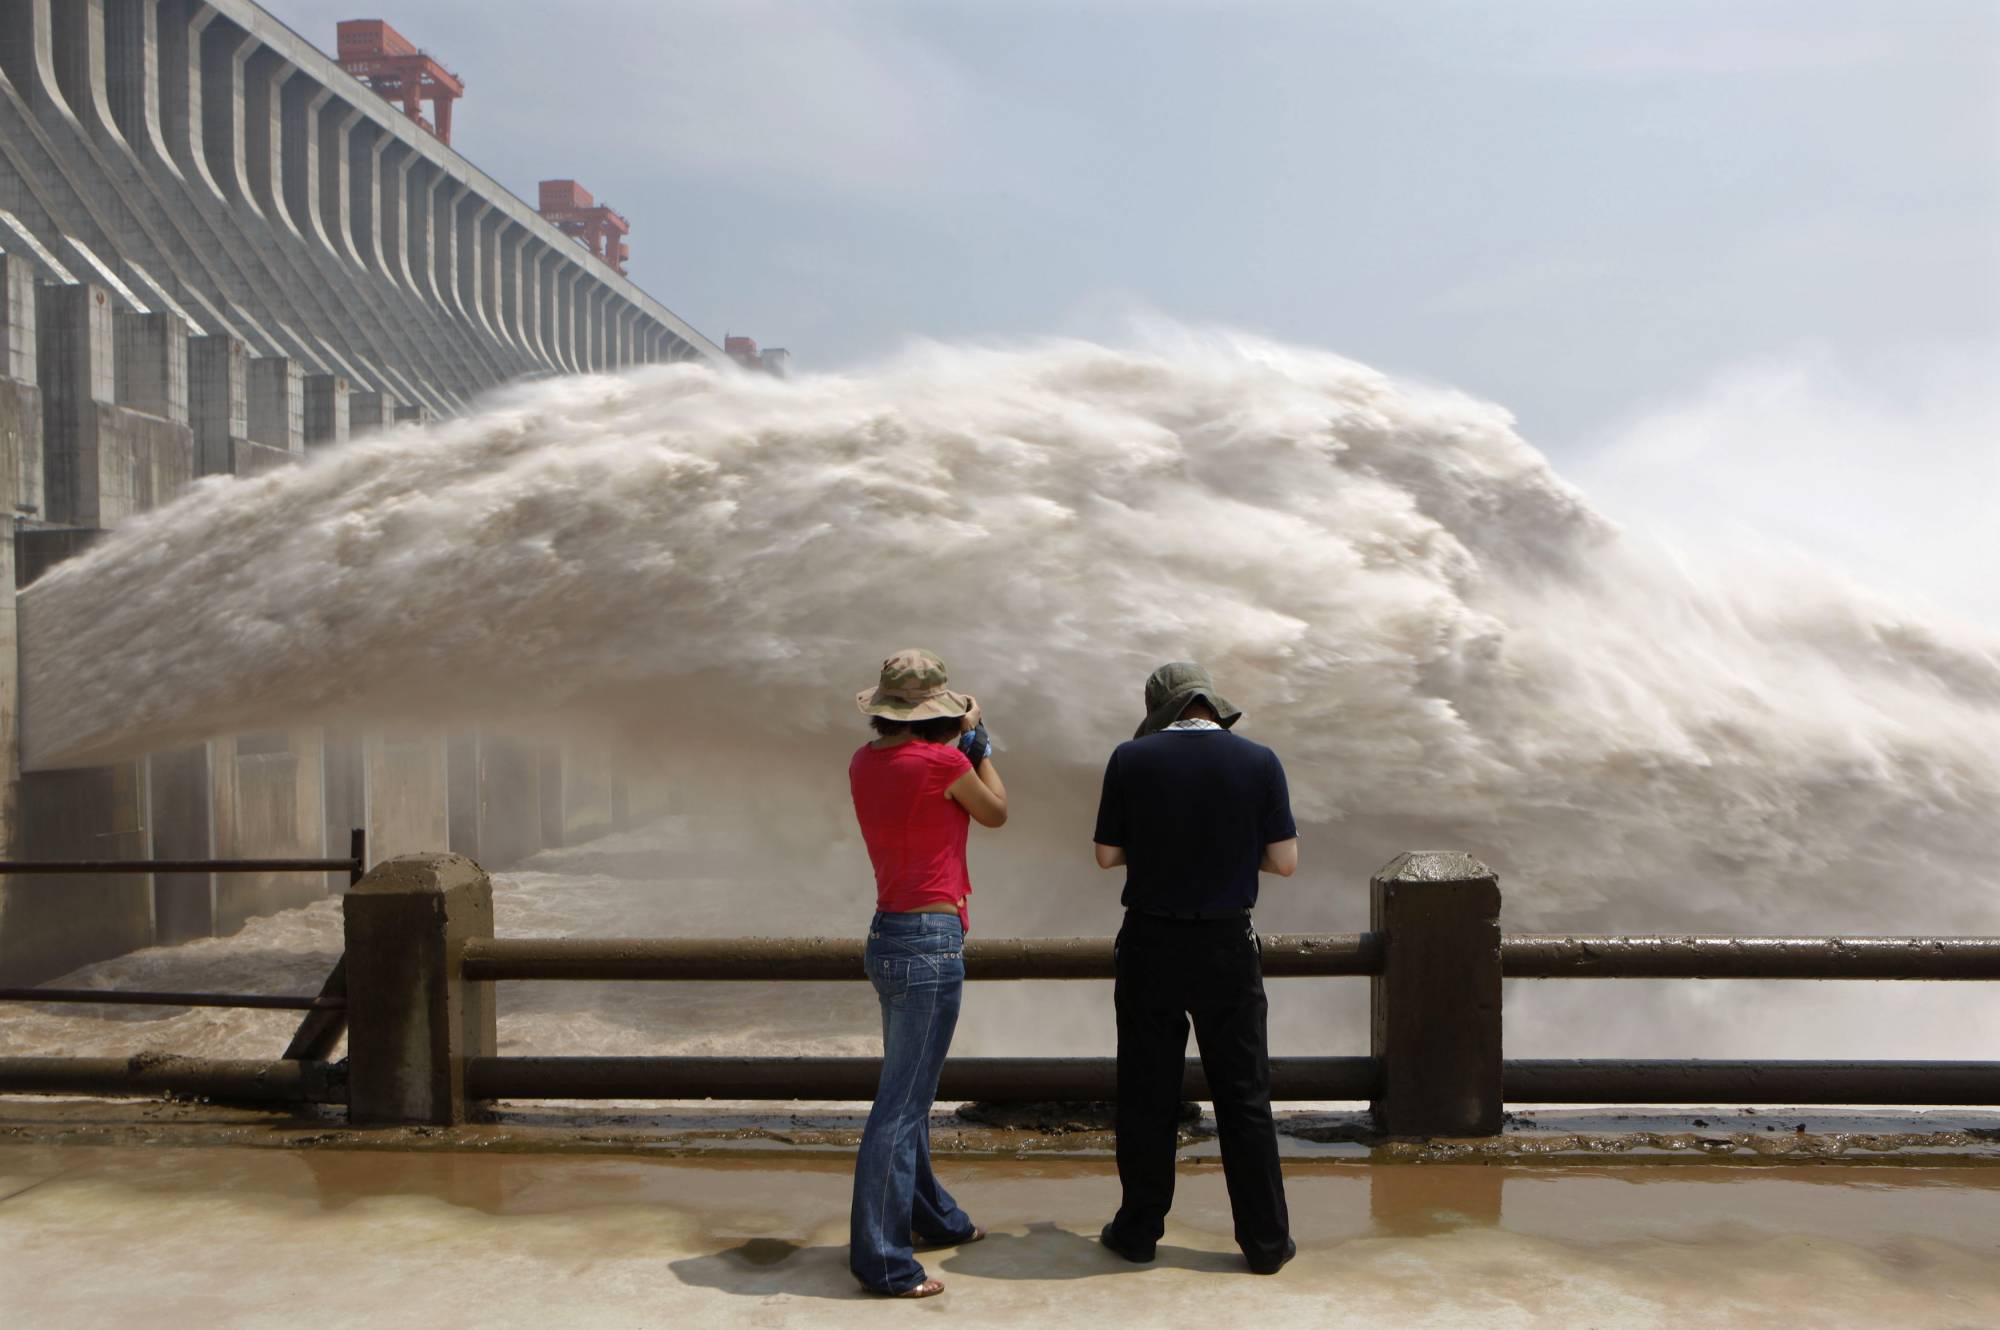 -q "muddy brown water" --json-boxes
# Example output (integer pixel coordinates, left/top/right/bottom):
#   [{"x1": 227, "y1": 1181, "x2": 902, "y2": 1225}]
[{"x1": 3, "y1": 1144, "x2": 1998, "y2": 1329}]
